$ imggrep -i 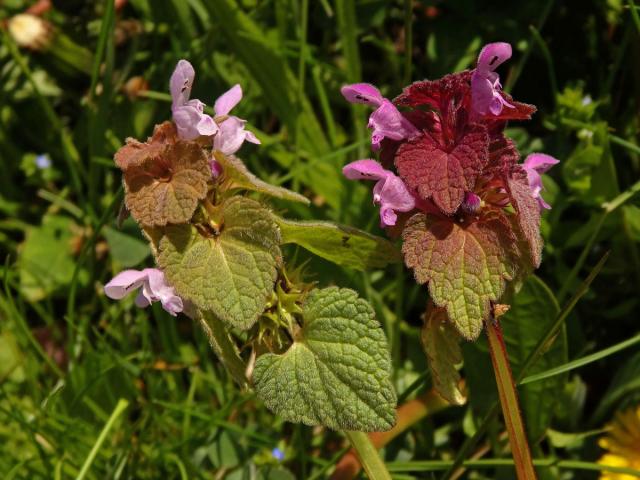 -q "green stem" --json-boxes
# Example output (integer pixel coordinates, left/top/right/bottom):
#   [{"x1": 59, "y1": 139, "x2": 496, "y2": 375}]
[
  {"x1": 343, "y1": 431, "x2": 392, "y2": 480},
  {"x1": 484, "y1": 317, "x2": 537, "y2": 480},
  {"x1": 75, "y1": 398, "x2": 129, "y2": 480},
  {"x1": 199, "y1": 311, "x2": 249, "y2": 388}
]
